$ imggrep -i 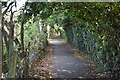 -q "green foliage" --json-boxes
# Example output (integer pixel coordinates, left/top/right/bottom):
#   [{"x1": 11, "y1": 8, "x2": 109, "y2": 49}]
[
  {"x1": 3, "y1": 2, "x2": 119, "y2": 78},
  {"x1": 36, "y1": 2, "x2": 119, "y2": 77},
  {"x1": 24, "y1": 19, "x2": 48, "y2": 51},
  {"x1": 62, "y1": 18, "x2": 119, "y2": 77}
]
